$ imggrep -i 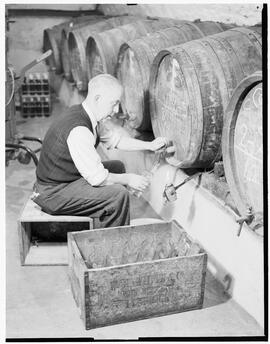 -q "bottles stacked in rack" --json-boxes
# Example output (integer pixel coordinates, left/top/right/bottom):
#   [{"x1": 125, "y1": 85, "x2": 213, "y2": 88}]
[{"x1": 21, "y1": 73, "x2": 51, "y2": 118}]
